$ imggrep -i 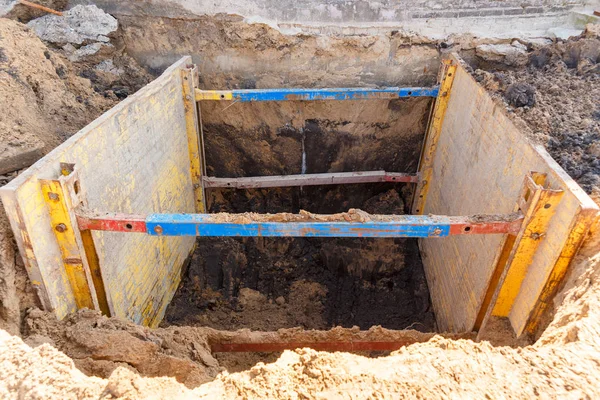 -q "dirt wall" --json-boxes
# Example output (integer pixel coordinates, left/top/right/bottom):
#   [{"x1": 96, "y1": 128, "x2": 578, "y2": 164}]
[{"x1": 111, "y1": 13, "x2": 441, "y2": 86}]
